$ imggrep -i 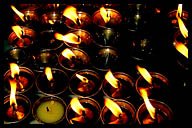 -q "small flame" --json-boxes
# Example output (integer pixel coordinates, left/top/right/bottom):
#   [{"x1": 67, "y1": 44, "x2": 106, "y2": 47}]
[
  {"x1": 176, "y1": 4, "x2": 183, "y2": 17},
  {"x1": 136, "y1": 65, "x2": 152, "y2": 84},
  {"x1": 61, "y1": 48, "x2": 76, "y2": 60},
  {"x1": 16, "y1": 111, "x2": 25, "y2": 120},
  {"x1": 55, "y1": 33, "x2": 81, "y2": 44},
  {"x1": 175, "y1": 42, "x2": 188, "y2": 58},
  {"x1": 63, "y1": 6, "x2": 80, "y2": 25},
  {"x1": 100, "y1": 7, "x2": 111, "y2": 23},
  {"x1": 70, "y1": 97, "x2": 85, "y2": 115},
  {"x1": 76, "y1": 74, "x2": 89, "y2": 83},
  {"x1": 10, "y1": 63, "x2": 20, "y2": 78},
  {"x1": 177, "y1": 17, "x2": 188, "y2": 38},
  {"x1": 105, "y1": 70, "x2": 119, "y2": 88},
  {"x1": 10, "y1": 5, "x2": 25, "y2": 22},
  {"x1": 48, "y1": 20, "x2": 55, "y2": 24},
  {"x1": 11, "y1": 26, "x2": 23, "y2": 39},
  {"x1": 104, "y1": 98, "x2": 122, "y2": 117},
  {"x1": 45, "y1": 67, "x2": 53, "y2": 81},
  {"x1": 140, "y1": 88, "x2": 156, "y2": 119},
  {"x1": 9, "y1": 79, "x2": 18, "y2": 108}
]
